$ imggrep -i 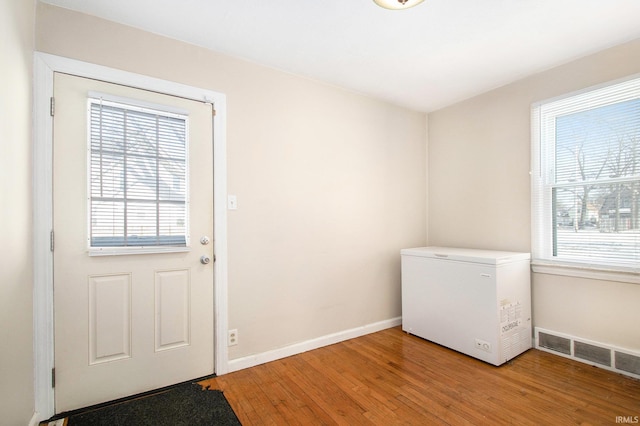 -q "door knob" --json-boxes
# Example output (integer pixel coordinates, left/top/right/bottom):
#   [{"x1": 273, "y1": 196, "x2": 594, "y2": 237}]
[{"x1": 200, "y1": 255, "x2": 211, "y2": 265}]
